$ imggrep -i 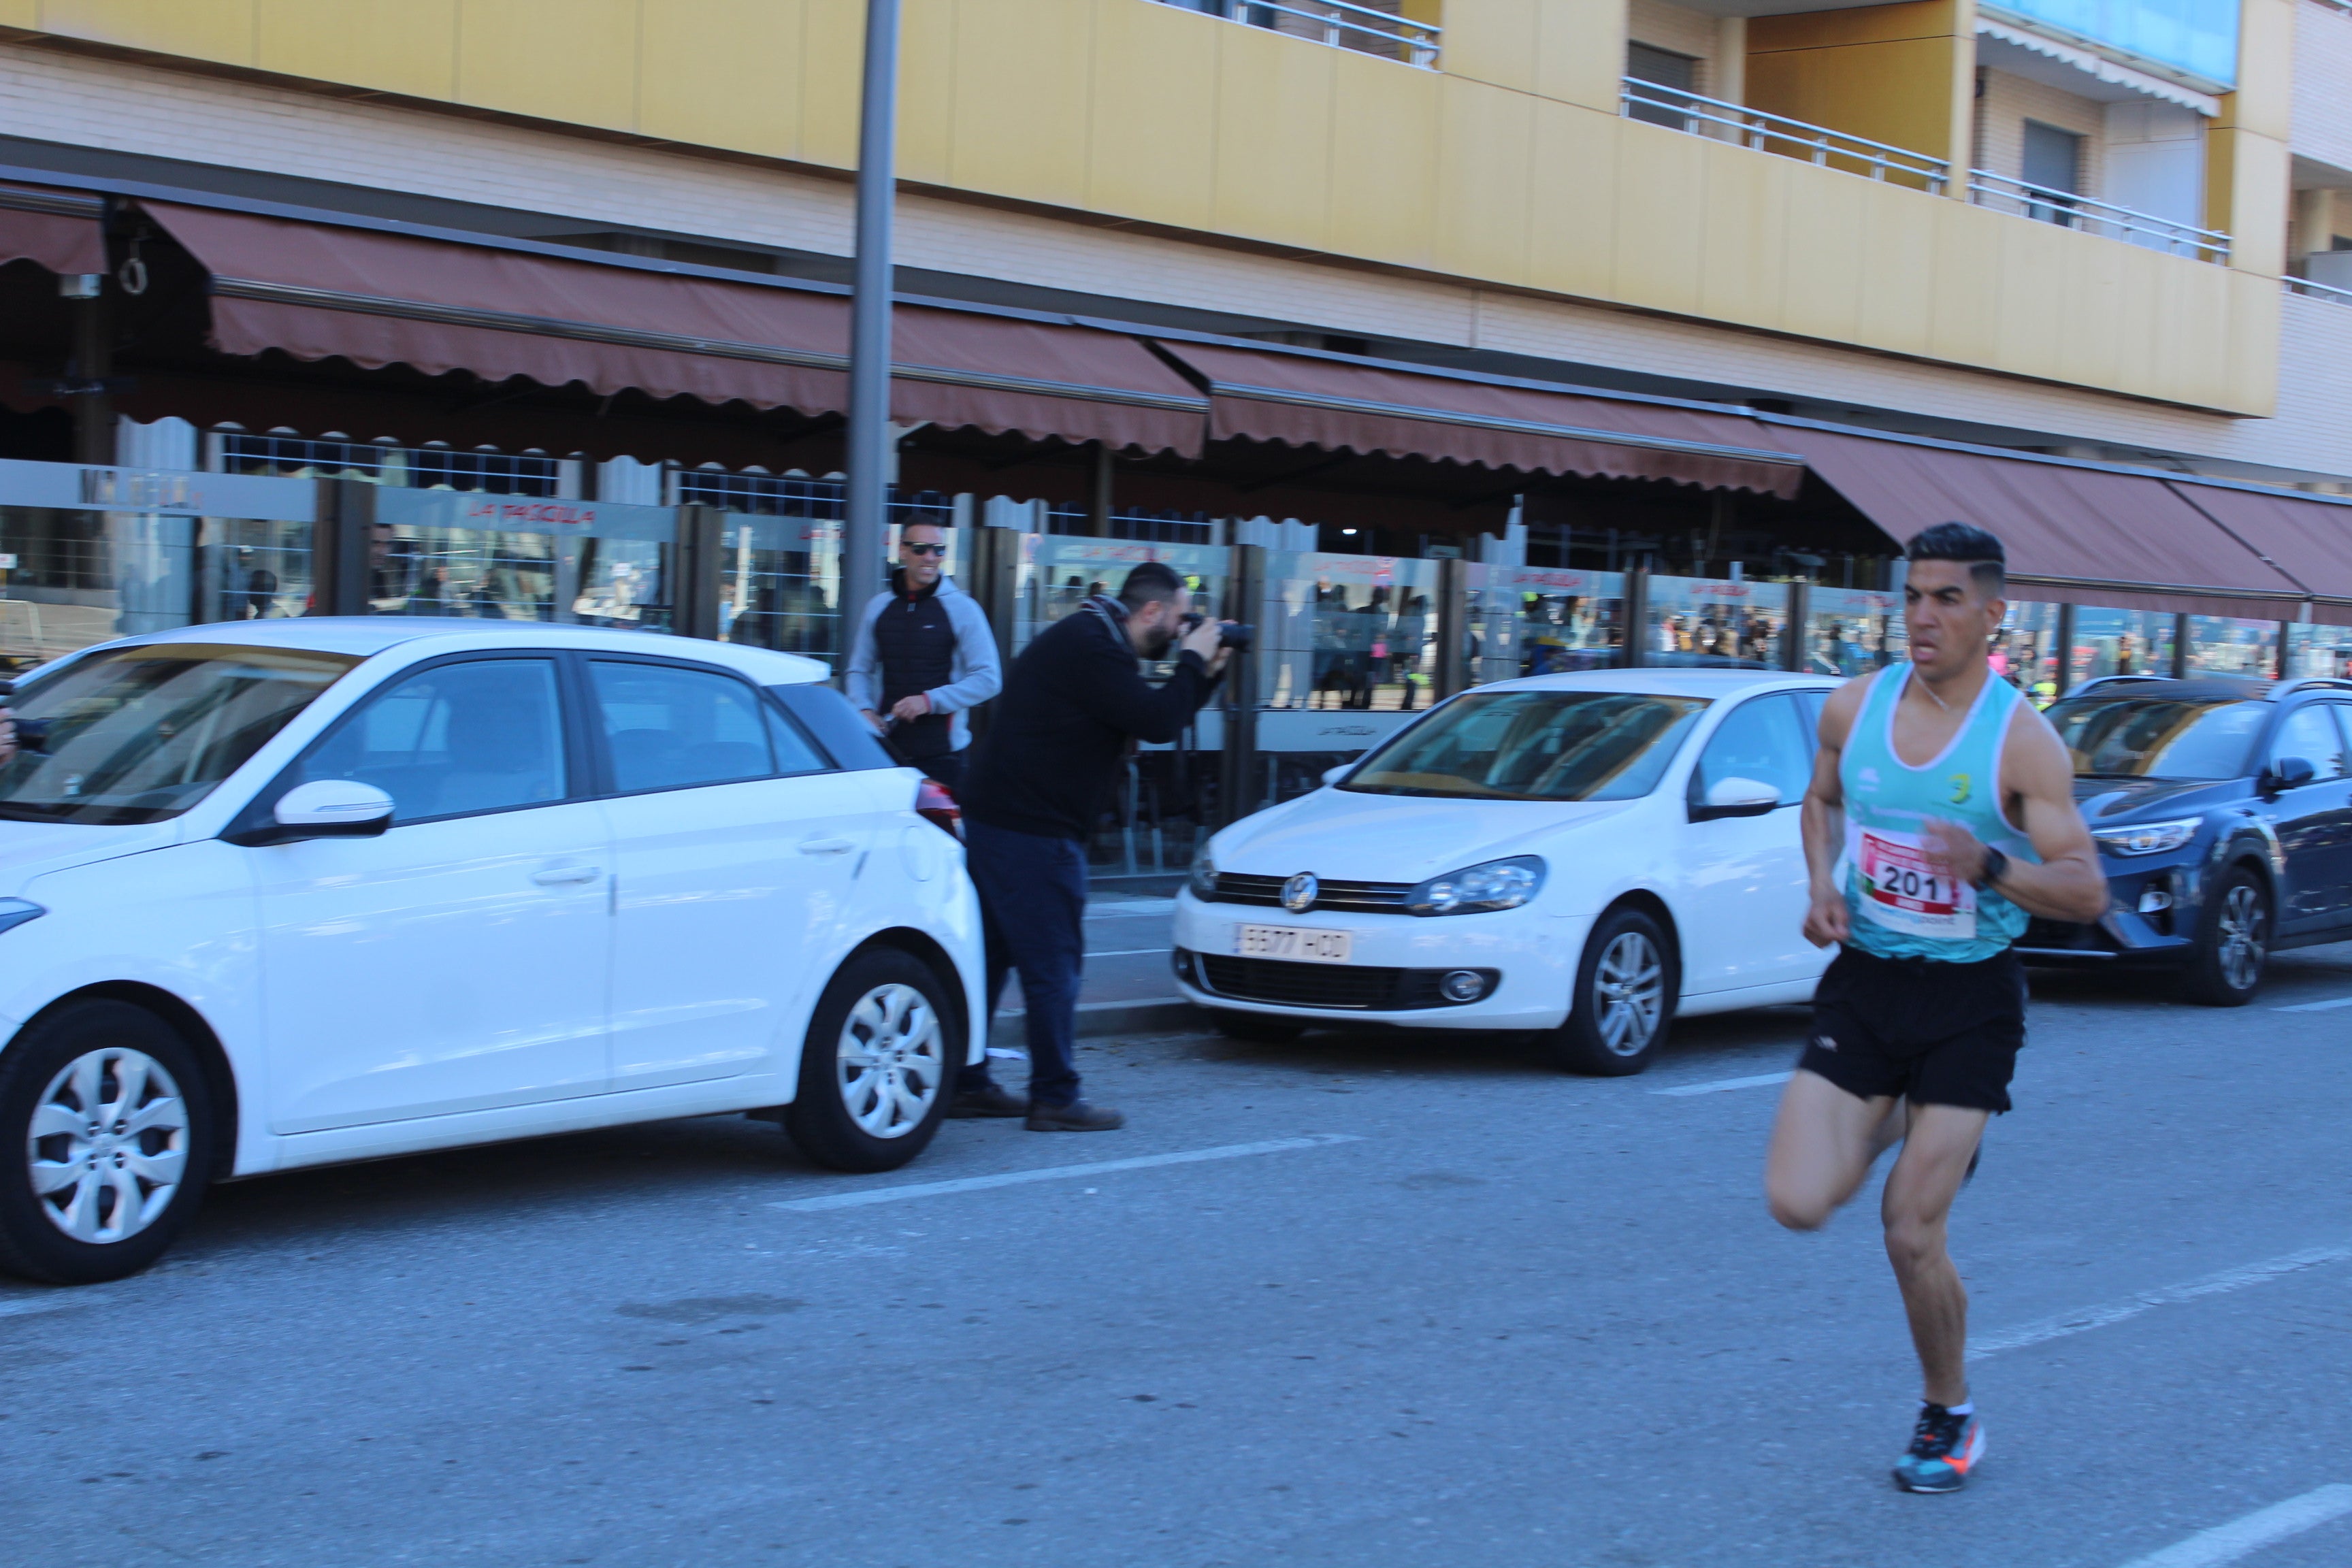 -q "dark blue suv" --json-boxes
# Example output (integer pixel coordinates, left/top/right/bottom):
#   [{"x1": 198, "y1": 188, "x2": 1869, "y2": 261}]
[{"x1": 2020, "y1": 675, "x2": 2352, "y2": 1004}]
